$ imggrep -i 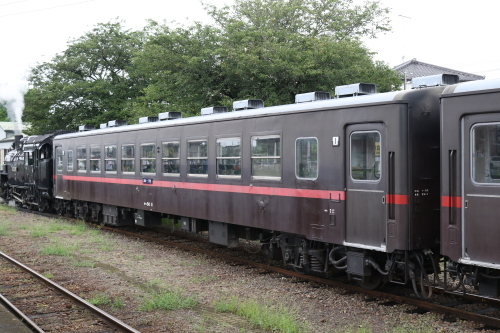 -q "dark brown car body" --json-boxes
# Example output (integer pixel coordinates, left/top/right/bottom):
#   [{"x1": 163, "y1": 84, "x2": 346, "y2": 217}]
[{"x1": 52, "y1": 87, "x2": 443, "y2": 255}]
